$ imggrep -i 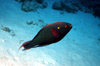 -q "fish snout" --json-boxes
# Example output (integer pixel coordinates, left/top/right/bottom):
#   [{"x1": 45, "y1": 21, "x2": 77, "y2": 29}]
[
  {"x1": 69, "y1": 24, "x2": 72, "y2": 28},
  {"x1": 67, "y1": 23, "x2": 72, "y2": 28}
]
